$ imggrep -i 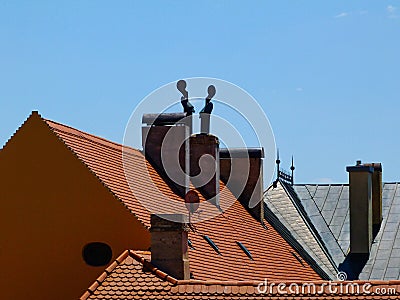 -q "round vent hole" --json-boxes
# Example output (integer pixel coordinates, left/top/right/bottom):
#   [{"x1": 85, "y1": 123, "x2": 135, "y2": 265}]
[{"x1": 82, "y1": 242, "x2": 112, "y2": 266}]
